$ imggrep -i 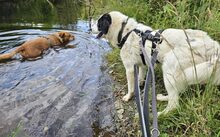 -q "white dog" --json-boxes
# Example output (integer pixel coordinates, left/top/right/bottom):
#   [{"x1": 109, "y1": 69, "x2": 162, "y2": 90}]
[{"x1": 95, "y1": 11, "x2": 220, "y2": 115}]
